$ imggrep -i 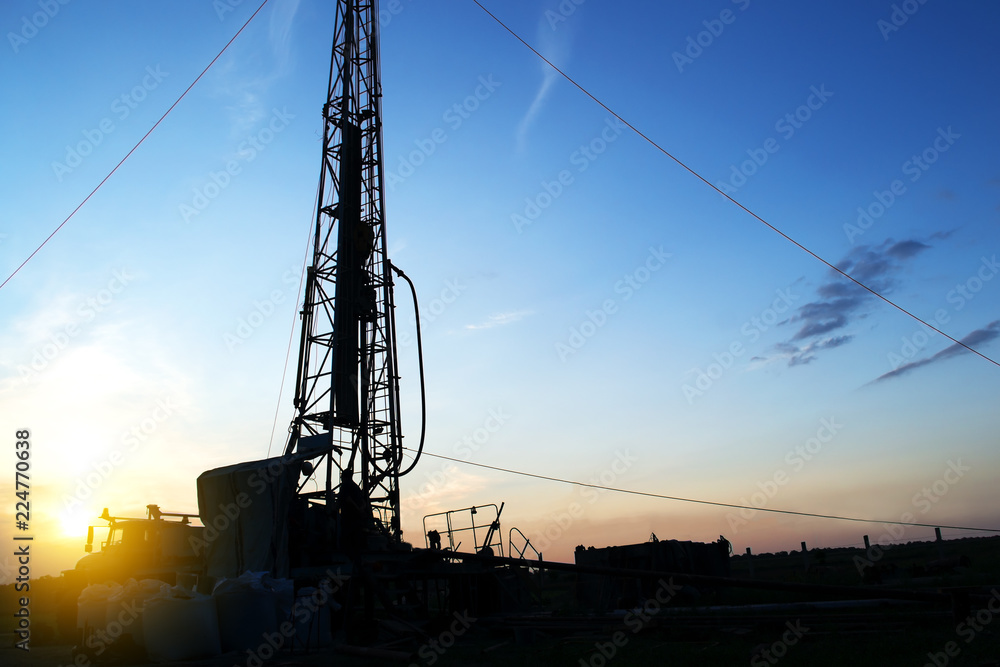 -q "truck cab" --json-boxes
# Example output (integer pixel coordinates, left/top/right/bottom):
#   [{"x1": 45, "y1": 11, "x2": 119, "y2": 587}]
[{"x1": 74, "y1": 505, "x2": 205, "y2": 585}]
